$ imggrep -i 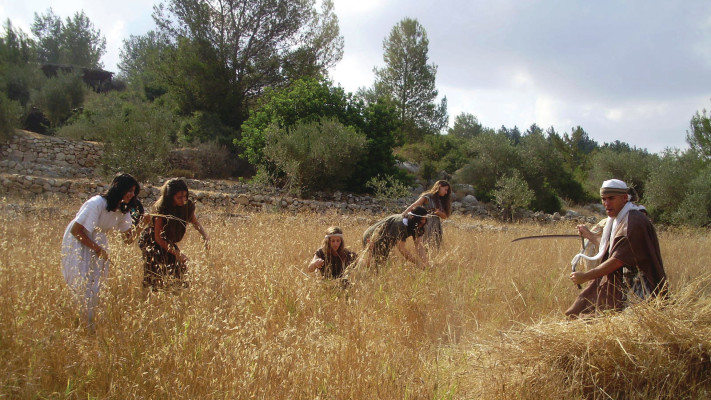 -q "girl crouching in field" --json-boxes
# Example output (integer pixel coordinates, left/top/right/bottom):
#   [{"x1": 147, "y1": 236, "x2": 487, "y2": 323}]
[
  {"x1": 61, "y1": 173, "x2": 148, "y2": 330},
  {"x1": 139, "y1": 179, "x2": 209, "y2": 290},
  {"x1": 307, "y1": 227, "x2": 357, "y2": 282}
]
